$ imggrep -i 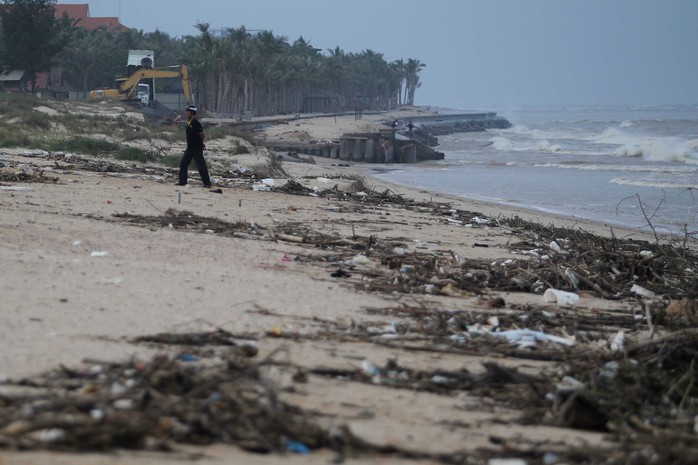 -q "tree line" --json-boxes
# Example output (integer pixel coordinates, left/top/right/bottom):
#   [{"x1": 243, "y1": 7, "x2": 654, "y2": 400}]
[{"x1": 0, "y1": 0, "x2": 426, "y2": 116}]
